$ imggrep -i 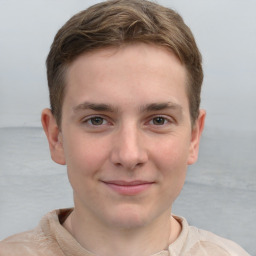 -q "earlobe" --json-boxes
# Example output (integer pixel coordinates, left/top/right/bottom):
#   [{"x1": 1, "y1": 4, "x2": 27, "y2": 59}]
[
  {"x1": 41, "y1": 108, "x2": 66, "y2": 165},
  {"x1": 187, "y1": 109, "x2": 206, "y2": 165}
]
